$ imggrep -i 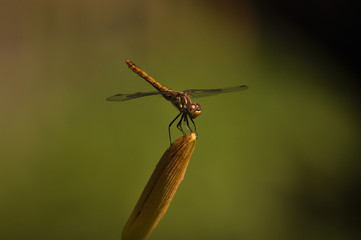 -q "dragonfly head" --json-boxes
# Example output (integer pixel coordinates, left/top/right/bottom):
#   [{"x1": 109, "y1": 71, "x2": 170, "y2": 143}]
[{"x1": 188, "y1": 103, "x2": 202, "y2": 118}]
